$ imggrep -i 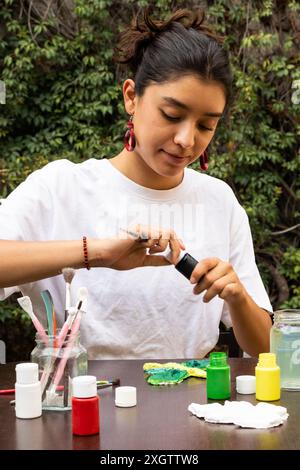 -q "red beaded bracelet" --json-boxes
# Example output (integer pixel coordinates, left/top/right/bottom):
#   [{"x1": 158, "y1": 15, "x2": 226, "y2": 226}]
[{"x1": 82, "y1": 236, "x2": 90, "y2": 270}]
